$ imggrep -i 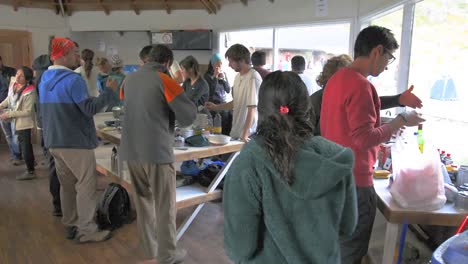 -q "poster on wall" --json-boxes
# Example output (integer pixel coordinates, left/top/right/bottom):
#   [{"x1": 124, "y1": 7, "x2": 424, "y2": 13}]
[
  {"x1": 97, "y1": 39, "x2": 106, "y2": 52},
  {"x1": 152, "y1": 32, "x2": 173, "y2": 45},
  {"x1": 315, "y1": 0, "x2": 328, "y2": 17}
]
